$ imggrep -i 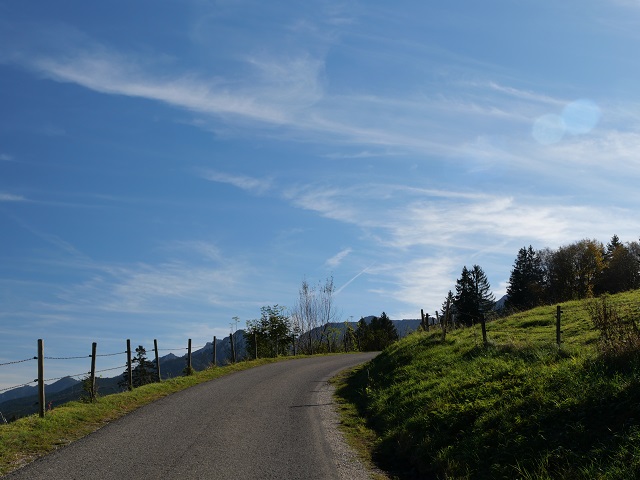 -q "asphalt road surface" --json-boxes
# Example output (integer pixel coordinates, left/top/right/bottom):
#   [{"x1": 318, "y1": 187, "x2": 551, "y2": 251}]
[{"x1": 5, "y1": 353, "x2": 378, "y2": 480}]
